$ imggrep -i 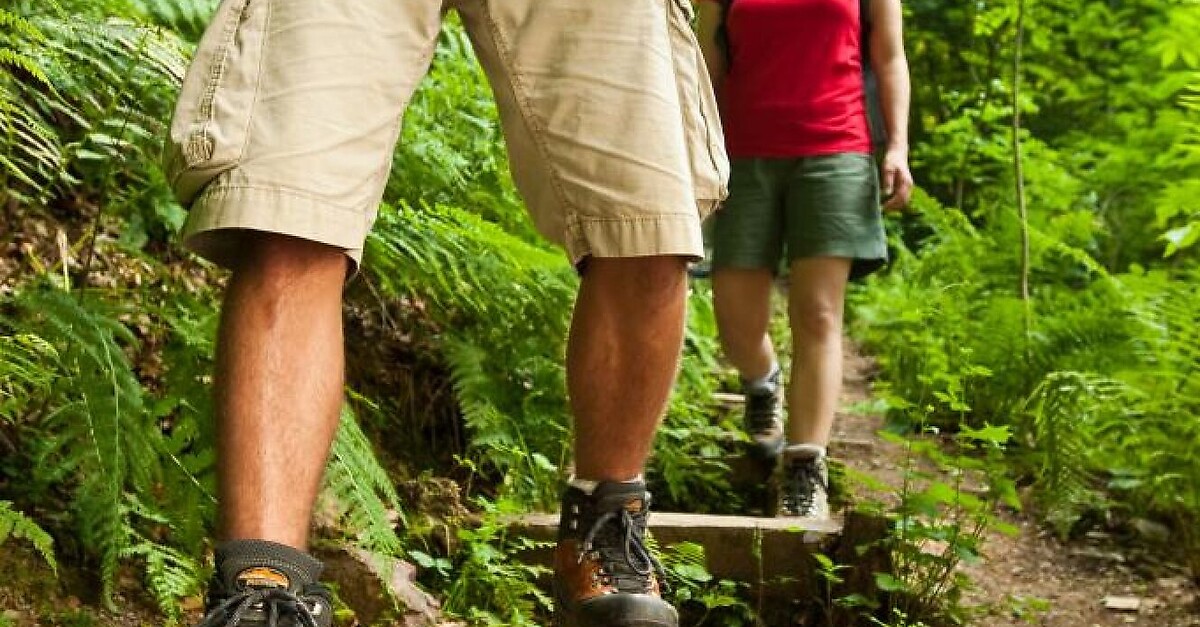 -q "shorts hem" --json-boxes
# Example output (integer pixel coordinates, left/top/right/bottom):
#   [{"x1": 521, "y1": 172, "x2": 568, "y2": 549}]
[
  {"x1": 787, "y1": 242, "x2": 888, "y2": 281},
  {"x1": 786, "y1": 241, "x2": 887, "y2": 264},
  {"x1": 567, "y1": 212, "x2": 705, "y2": 264},
  {"x1": 181, "y1": 184, "x2": 371, "y2": 270}
]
